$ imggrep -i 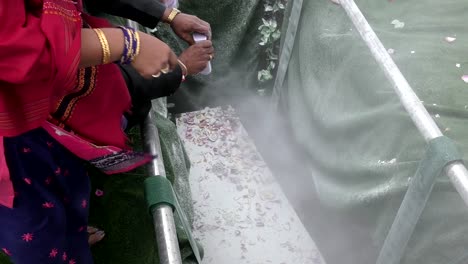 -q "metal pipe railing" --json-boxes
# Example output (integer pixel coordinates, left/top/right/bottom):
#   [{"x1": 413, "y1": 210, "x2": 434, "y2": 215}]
[
  {"x1": 338, "y1": 0, "x2": 468, "y2": 208},
  {"x1": 141, "y1": 110, "x2": 183, "y2": 264},
  {"x1": 126, "y1": 19, "x2": 183, "y2": 264}
]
